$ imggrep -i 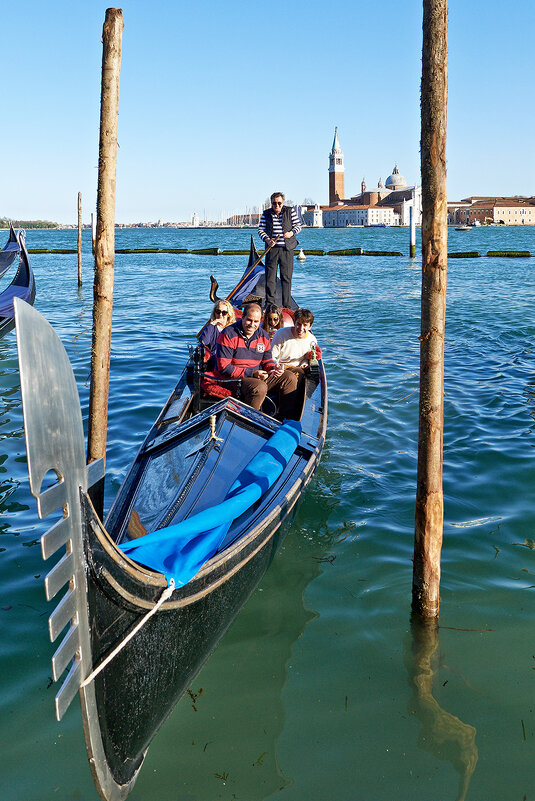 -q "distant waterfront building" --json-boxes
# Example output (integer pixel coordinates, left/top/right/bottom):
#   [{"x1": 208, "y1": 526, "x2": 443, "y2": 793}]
[
  {"x1": 311, "y1": 203, "x2": 323, "y2": 227},
  {"x1": 192, "y1": 212, "x2": 199, "y2": 227},
  {"x1": 302, "y1": 129, "x2": 422, "y2": 227},
  {"x1": 448, "y1": 196, "x2": 535, "y2": 225}
]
